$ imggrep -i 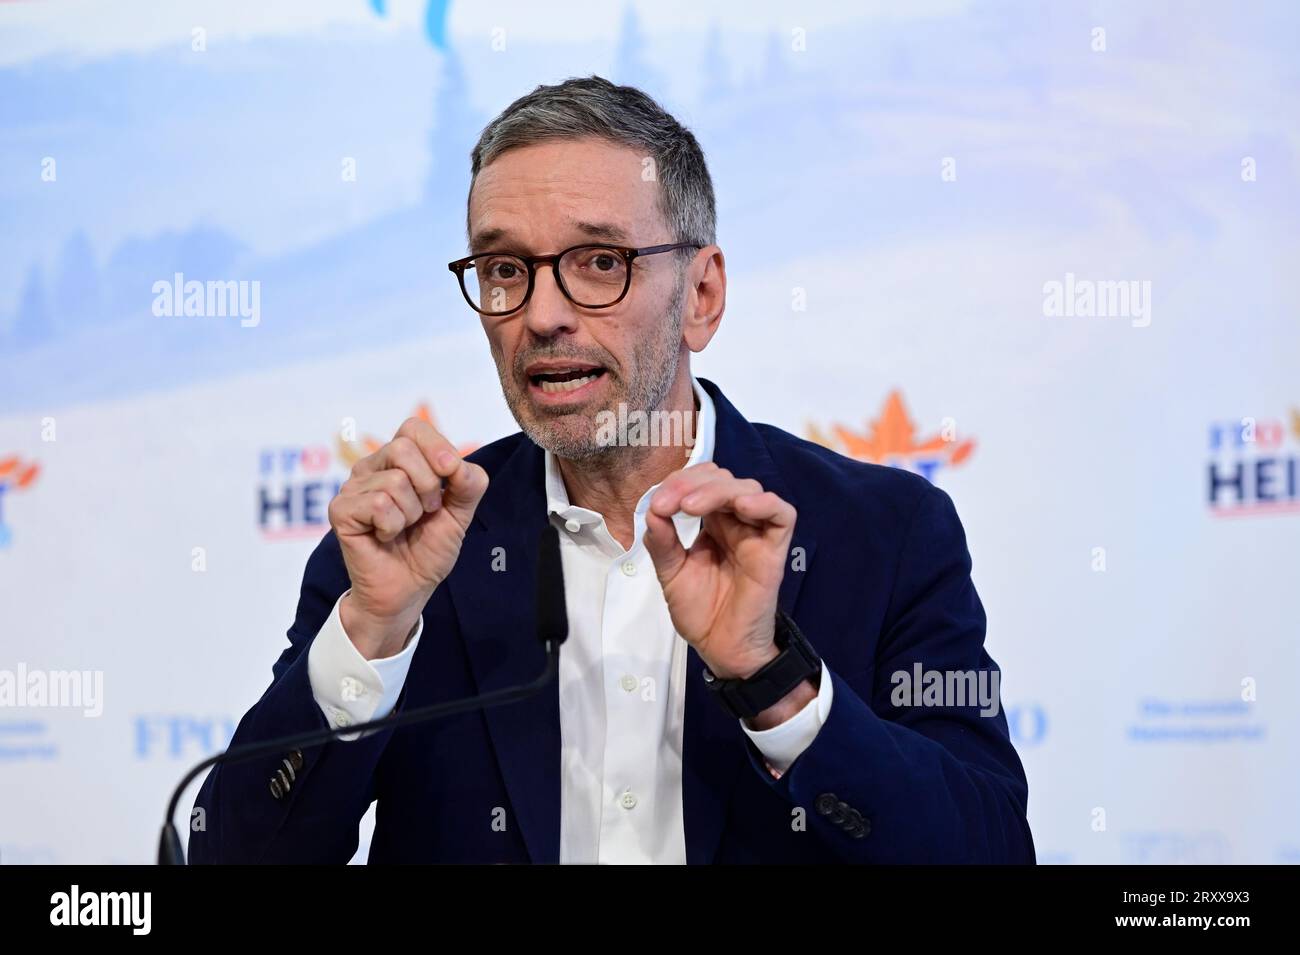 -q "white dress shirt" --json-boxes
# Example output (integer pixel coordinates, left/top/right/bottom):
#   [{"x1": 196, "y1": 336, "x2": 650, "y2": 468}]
[{"x1": 306, "y1": 376, "x2": 833, "y2": 863}]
